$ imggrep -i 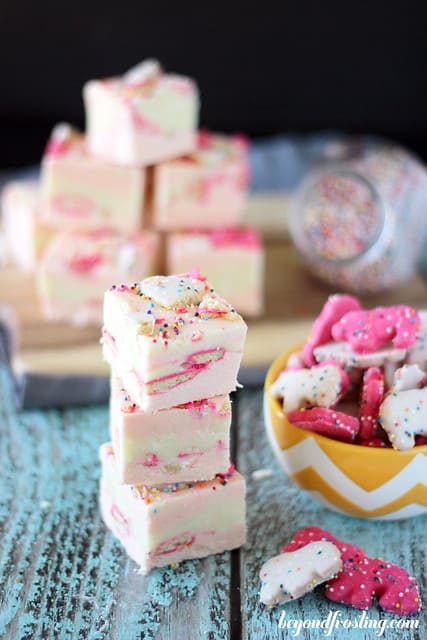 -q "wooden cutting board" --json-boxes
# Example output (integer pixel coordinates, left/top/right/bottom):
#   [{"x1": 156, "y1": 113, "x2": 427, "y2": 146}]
[{"x1": 1, "y1": 193, "x2": 427, "y2": 379}]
